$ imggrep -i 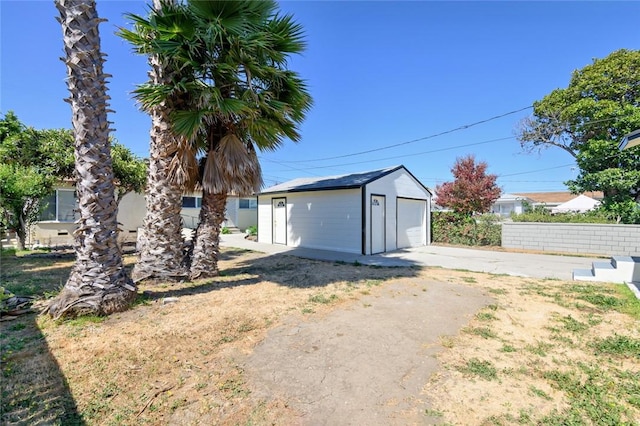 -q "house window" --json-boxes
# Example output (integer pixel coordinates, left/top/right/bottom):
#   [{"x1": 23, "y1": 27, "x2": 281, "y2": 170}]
[
  {"x1": 39, "y1": 189, "x2": 79, "y2": 222},
  {"x1": 182, "y1": 196, "x2": 202, "y2": 208},
  {"x1": 238, "y1": 198, "x2": 257, "y2": 209}
]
